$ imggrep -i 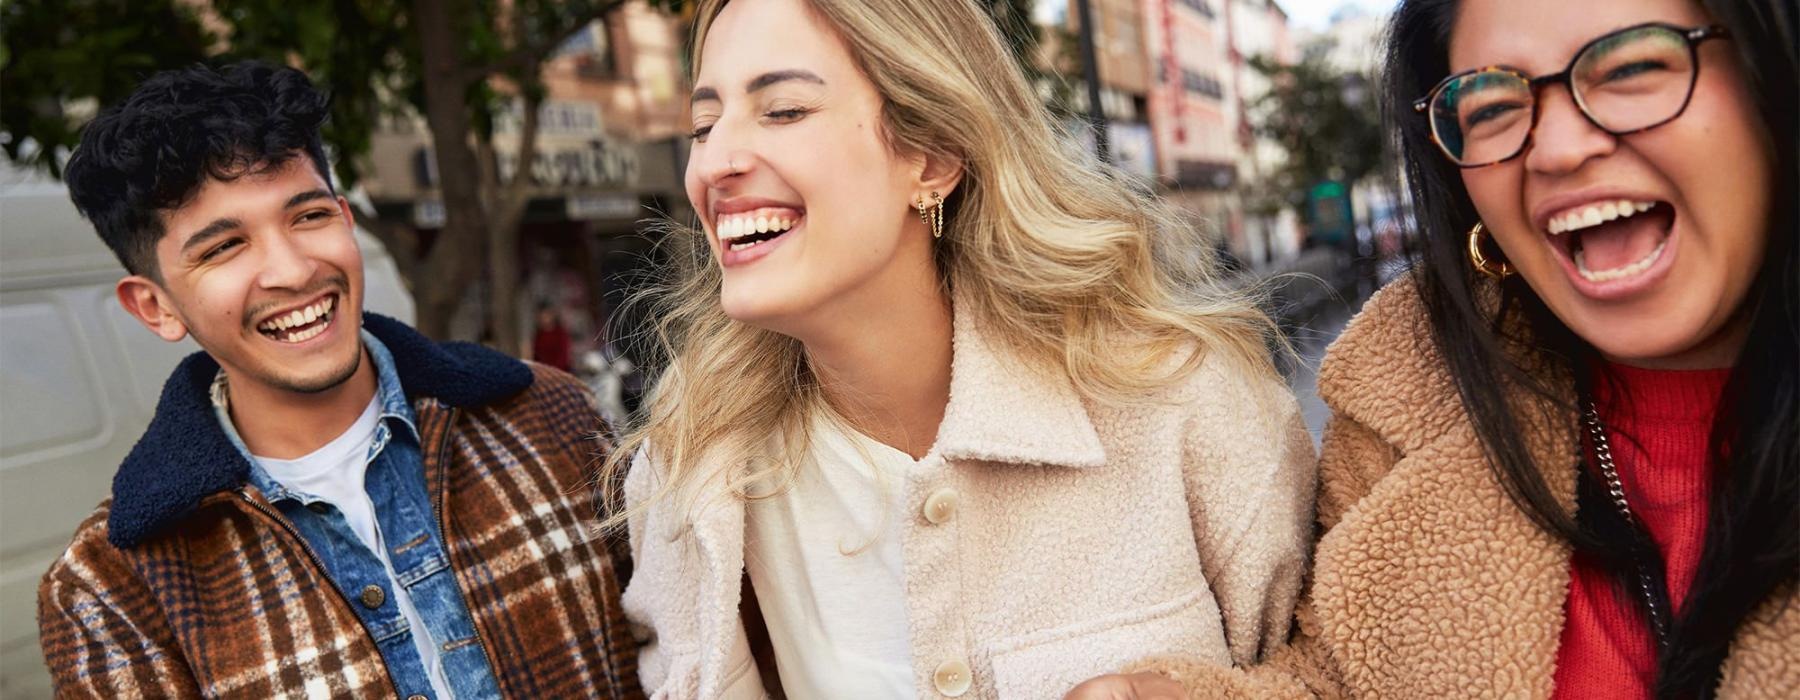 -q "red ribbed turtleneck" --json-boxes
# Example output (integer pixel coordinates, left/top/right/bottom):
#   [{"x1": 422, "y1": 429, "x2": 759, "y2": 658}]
[{"x1": 1551, "y1": 362, "x2": 1731, "y2": 698}]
